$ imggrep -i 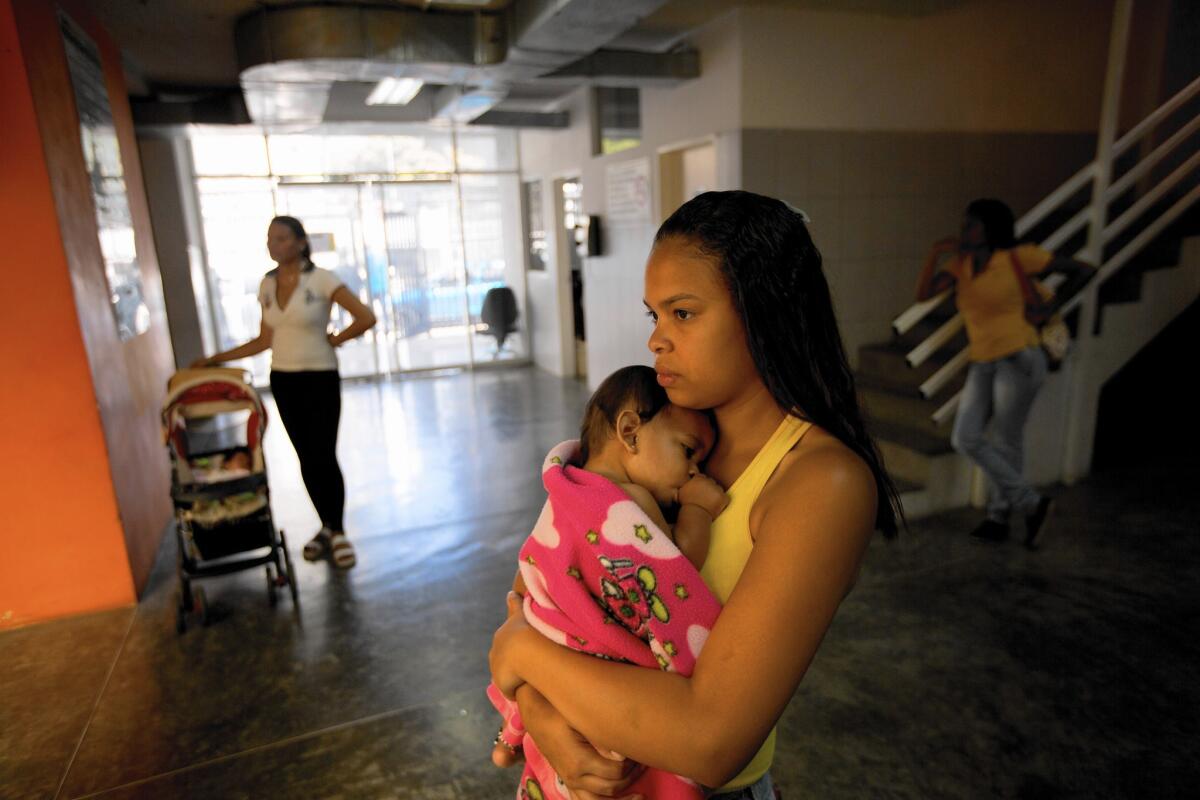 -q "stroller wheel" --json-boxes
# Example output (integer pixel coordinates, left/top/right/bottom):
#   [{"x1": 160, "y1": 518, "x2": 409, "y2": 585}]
[
  {"x1": 280, "y1": 529, "x2": 301, "y2": 611},
  {"x1": 193, "y1": 586, "x2": 210, "y2": 627},
  {"x1": 266, "y1": 564, "x2": 279, "y2": 606},
  {"x1": 175, "y1": 598, "x2": 187, "y2": 634}
]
